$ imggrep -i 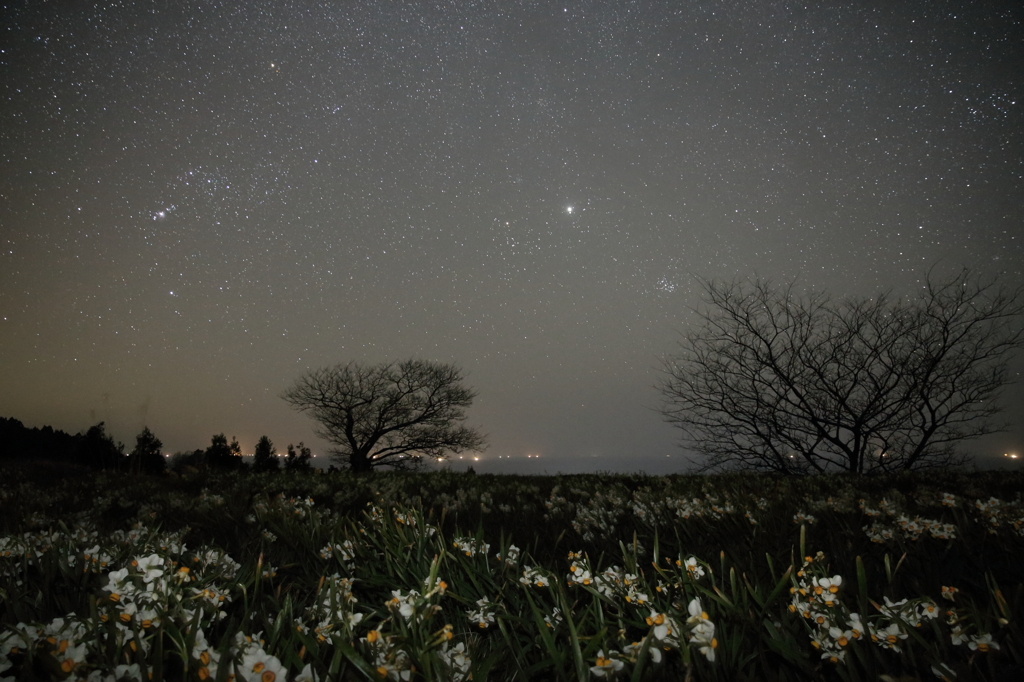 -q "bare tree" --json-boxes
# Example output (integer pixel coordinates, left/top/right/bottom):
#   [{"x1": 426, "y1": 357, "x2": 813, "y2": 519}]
[
  {"x1": 282, "y1": 359, "x2": 486, "y2": 472},
  {"x1": 659, "y1": 270, "x2": 1024, "y2": 474}
]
